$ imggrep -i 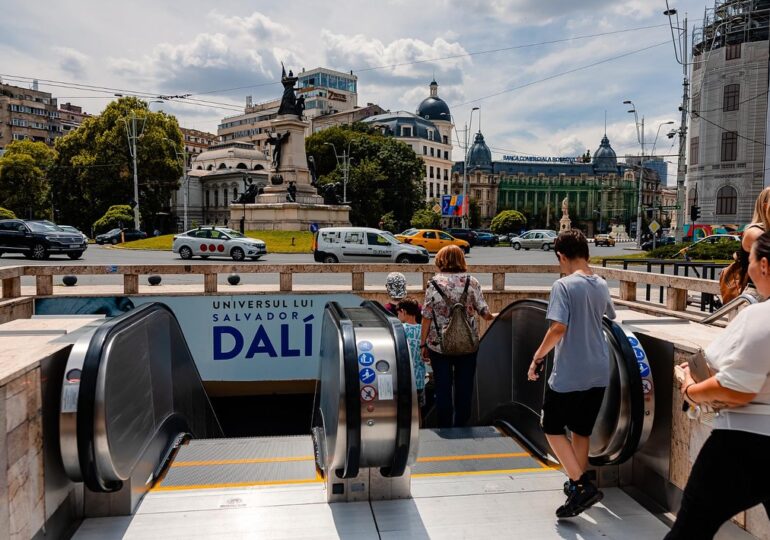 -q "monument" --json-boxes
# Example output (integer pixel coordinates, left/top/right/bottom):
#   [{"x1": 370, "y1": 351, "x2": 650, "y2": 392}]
[
  {"x1": 230, "y1": 65, "x2": 350, "y2": 230},
  {"x1": 559, "y1": 196, "x2": 572, "y2": 231}
]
